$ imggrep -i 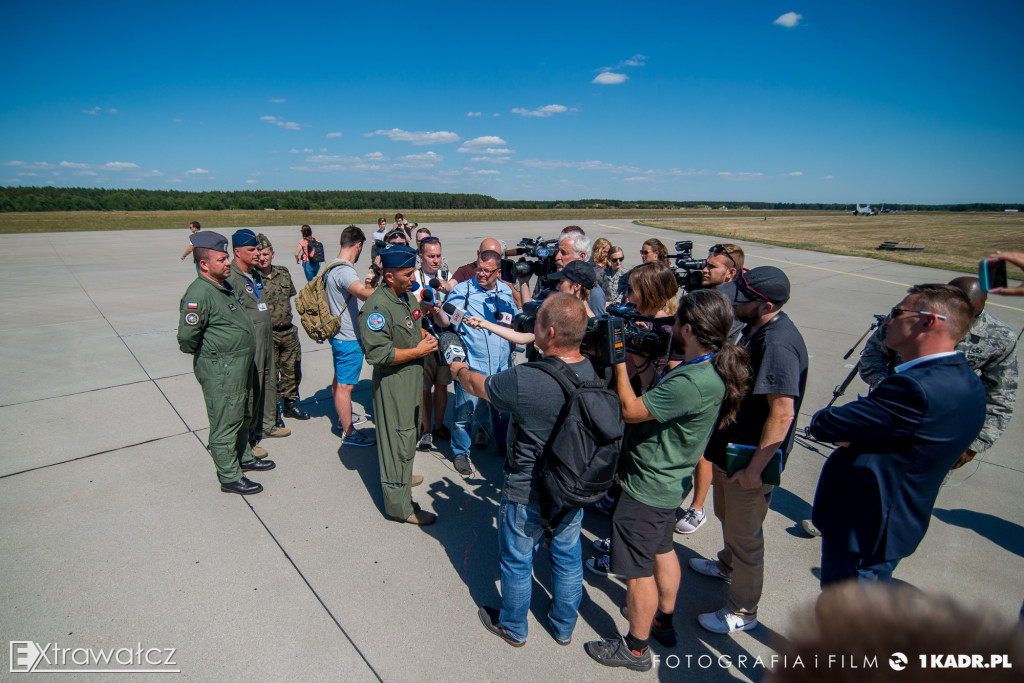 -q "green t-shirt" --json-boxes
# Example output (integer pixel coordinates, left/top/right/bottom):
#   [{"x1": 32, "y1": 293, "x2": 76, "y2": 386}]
[{"x1": 620, "y1": 361, "x2": 726, "y2": 509}]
